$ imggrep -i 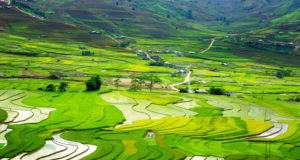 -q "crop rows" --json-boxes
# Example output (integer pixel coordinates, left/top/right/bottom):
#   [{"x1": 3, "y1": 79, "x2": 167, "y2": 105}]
[
  {"x1": 0, "y1": 90, "x2": 124, "y2": 159},
  {"x1": 1, "y1": 89, "x2": 299, "y2": 159}
]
